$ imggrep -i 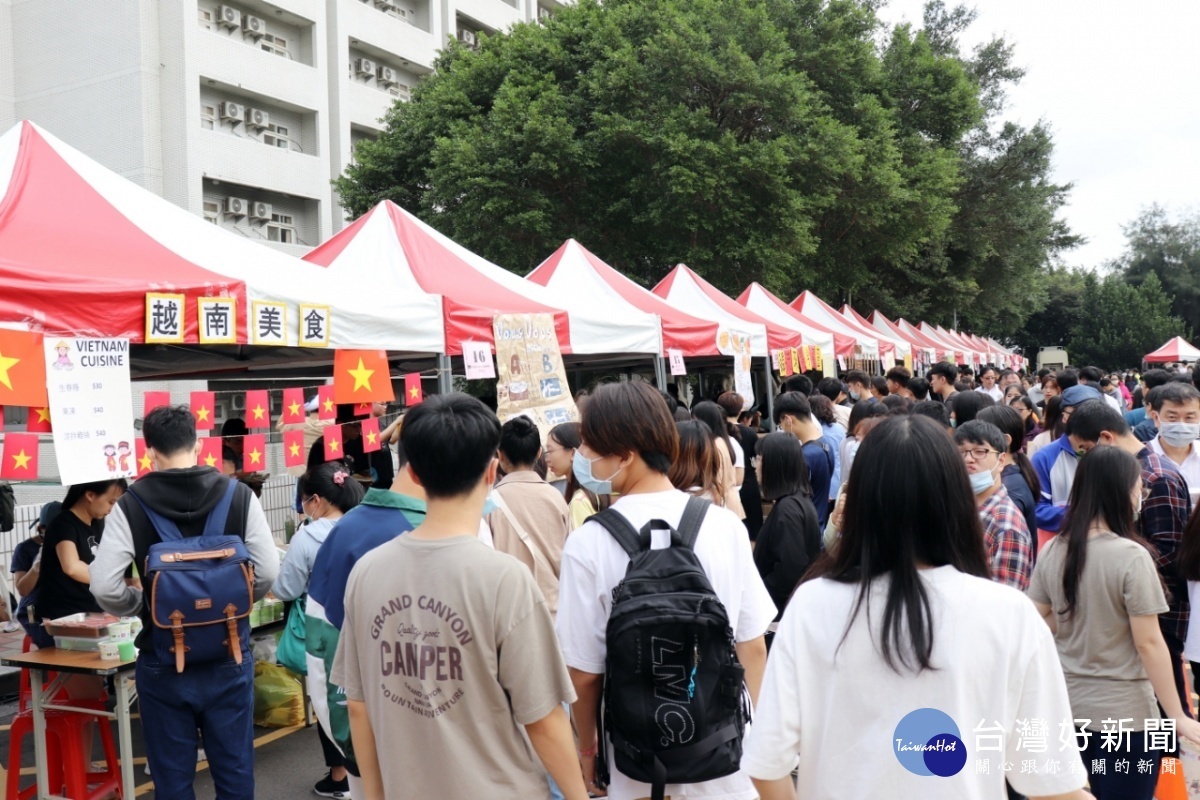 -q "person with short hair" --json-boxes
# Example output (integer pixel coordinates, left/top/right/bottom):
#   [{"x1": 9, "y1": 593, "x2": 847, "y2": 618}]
[
  {"x1": 1127, "y1": 369, "x2": 1172, "y2": 428},
  {"x1": 773, "y1": 392, "x2": 834, "y2": 525},
  {"x1": 782, "y1": 374, "x2": 813, "y2": 397},
  {"x1": 10, "y1": 500, "x2": 60, "y2": 635},
  {"x1": 1031, "y1": 385, "x2": 1105, "y2": 537},
  {"x1": 1147, "y1": 381, "x2": 1200, "y2": 499},
  {"x1": 911, "y1": 399, "x2": 950, "y2": 430},
  {"x1": 557, "y1": 381, "x2": 773, "y2": 800},
  {"x1": 907, "y1": 376, "x2": 930, "y2": 401},
  {"x1": 752, "y1": 433, "x2": 820, "y2": 618},
  {"x1": 954, "y1": 421, "x2": 1032, "y2": 590},
  {"x1": 999, "y1": 369, "x2": 1020, "y2": 391},
  {"x1": 978, "y1": 405, "x2": 1040, "y2": 545},
  {"x1": 884, "y1": 366, "x2": 911, "y2": 398},
  {"x1": 976, "y1": 366, "x2": 1003, "y2": 402},
  {"x1": 815, "y1": 377, "x2": 851, "y2": 427},
  {"x1": 546, "y1": 423, "x2": 607, "y2": 531},
  {"x1": 90, "y1": 405, "x2": 278, "y2": 800},
  {"x1": 869, "y1": 375, "x2": 889, "y2": 401},
  {"x1": 331, "y1": 394, "x2": 586, "y2": 800},
  {"x1": 843, "y1": 370, "x2": 872, "y2": 404},
  {"x1": 927, "y1": 362, "x2": 959, "y2": 412},
  {"x1": 719, "y1": 392, "x2": 765, "y2": 539},
  {"x1": 744, "y1": 416, "x2": 1089, "y2": 800}
]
